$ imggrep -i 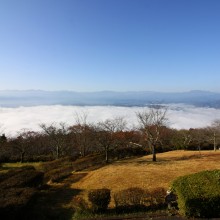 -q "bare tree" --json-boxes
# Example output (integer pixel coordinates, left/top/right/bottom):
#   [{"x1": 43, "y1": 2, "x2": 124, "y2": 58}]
[
  {"x1": 40, "y1": 122, "x2": 68, "y2": 159},
  {"x1": 181, "y1": 129, "x2": 192, "y2": 150},
  {"x1": 190, "y1": 128, "x2": 210, "y2": 153},
  {"x1": 69, "y1": 111, "x2": 95, "y2": 157},
  {"x1": 97, "y1": 117, "x2": 127, "y2": 163},
  {"x1": 210, "y1": 120, "x2": 220, "y2": 151},
  {"x1": 136, "y1": 107, "x2": 168, "y2": 161},
  {"x1": 11, "y1": 130, "x2": 37, "y2": 163}
]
